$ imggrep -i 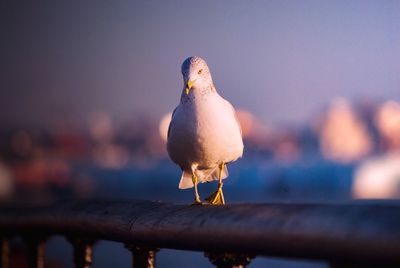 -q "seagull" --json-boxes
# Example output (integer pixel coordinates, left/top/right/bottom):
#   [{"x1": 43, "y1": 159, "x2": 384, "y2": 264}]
[{"x1": 167, "y1": 56, "x2": 244, "y2": 205}]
